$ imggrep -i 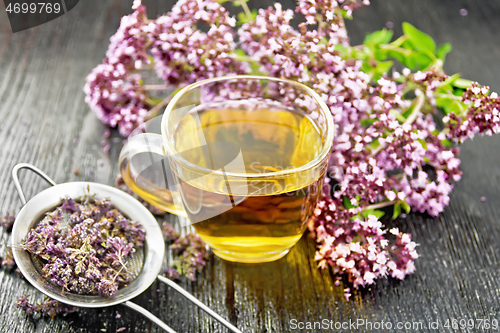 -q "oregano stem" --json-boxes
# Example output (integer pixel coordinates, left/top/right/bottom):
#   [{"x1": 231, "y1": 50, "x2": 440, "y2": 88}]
[
  {"x1": 362, "y1": 200, "x2": 398, "y2": 211},
  {"x1": 403, "y1": 92, "x2": 425, "y2": 126},
  {"x1": 143, "y1": 85, "x2": 171, "y2": 91},
  {"x1": 145, "y1": 88, "x2": 180, "y2": 119},
  {"x1": 236, "y1": 0, "x2": 252, "y2": 20}
]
